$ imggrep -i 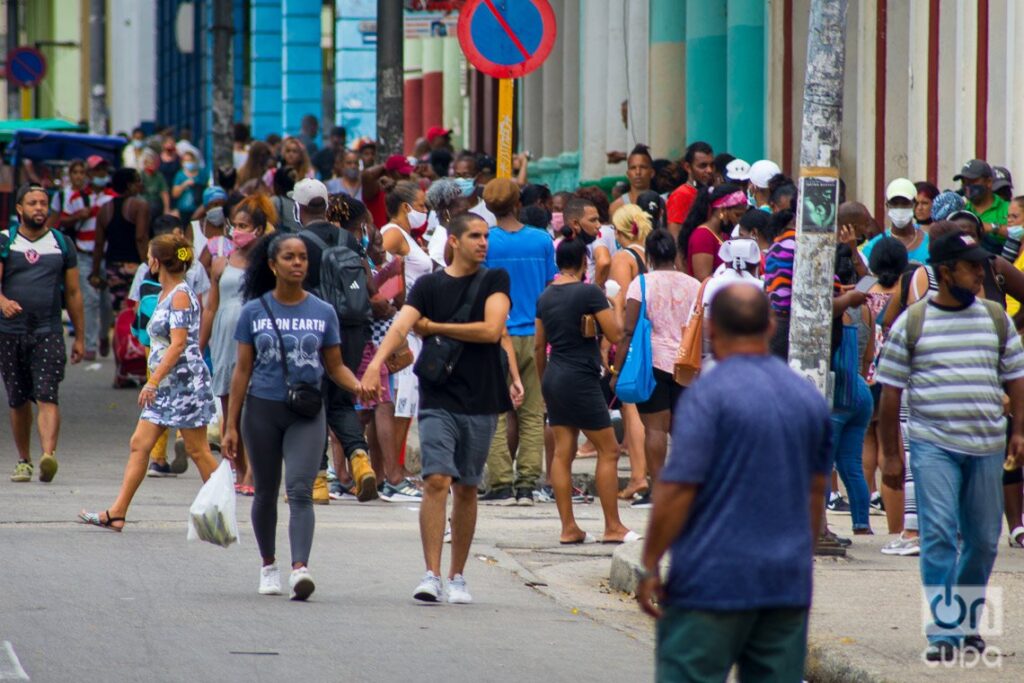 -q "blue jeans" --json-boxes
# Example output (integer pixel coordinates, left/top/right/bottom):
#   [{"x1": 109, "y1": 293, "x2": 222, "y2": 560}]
[
  {"x1": 828, "y1": 376, "x2": 873, "y2": 530},
  {"x1": 910, "y1": 439, "x2": 1004, "y2": 644}
]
